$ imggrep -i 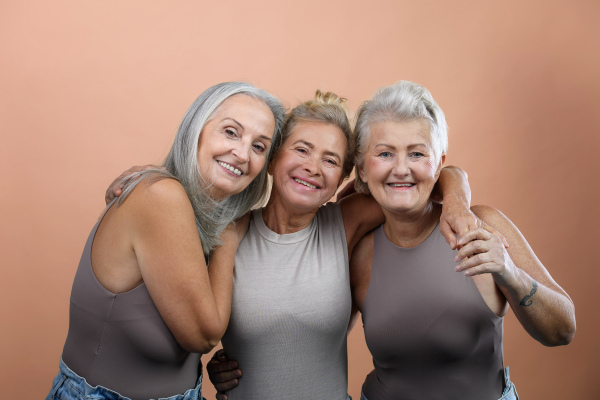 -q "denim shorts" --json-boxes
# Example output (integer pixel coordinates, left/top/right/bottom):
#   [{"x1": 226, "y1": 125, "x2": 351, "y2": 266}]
[
  {"x1": 360, "y1": 366, "x2": 518, "y2": 400},
  {"x1": 46, "y1": 359, "x2": 203, "y2": 400}
]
